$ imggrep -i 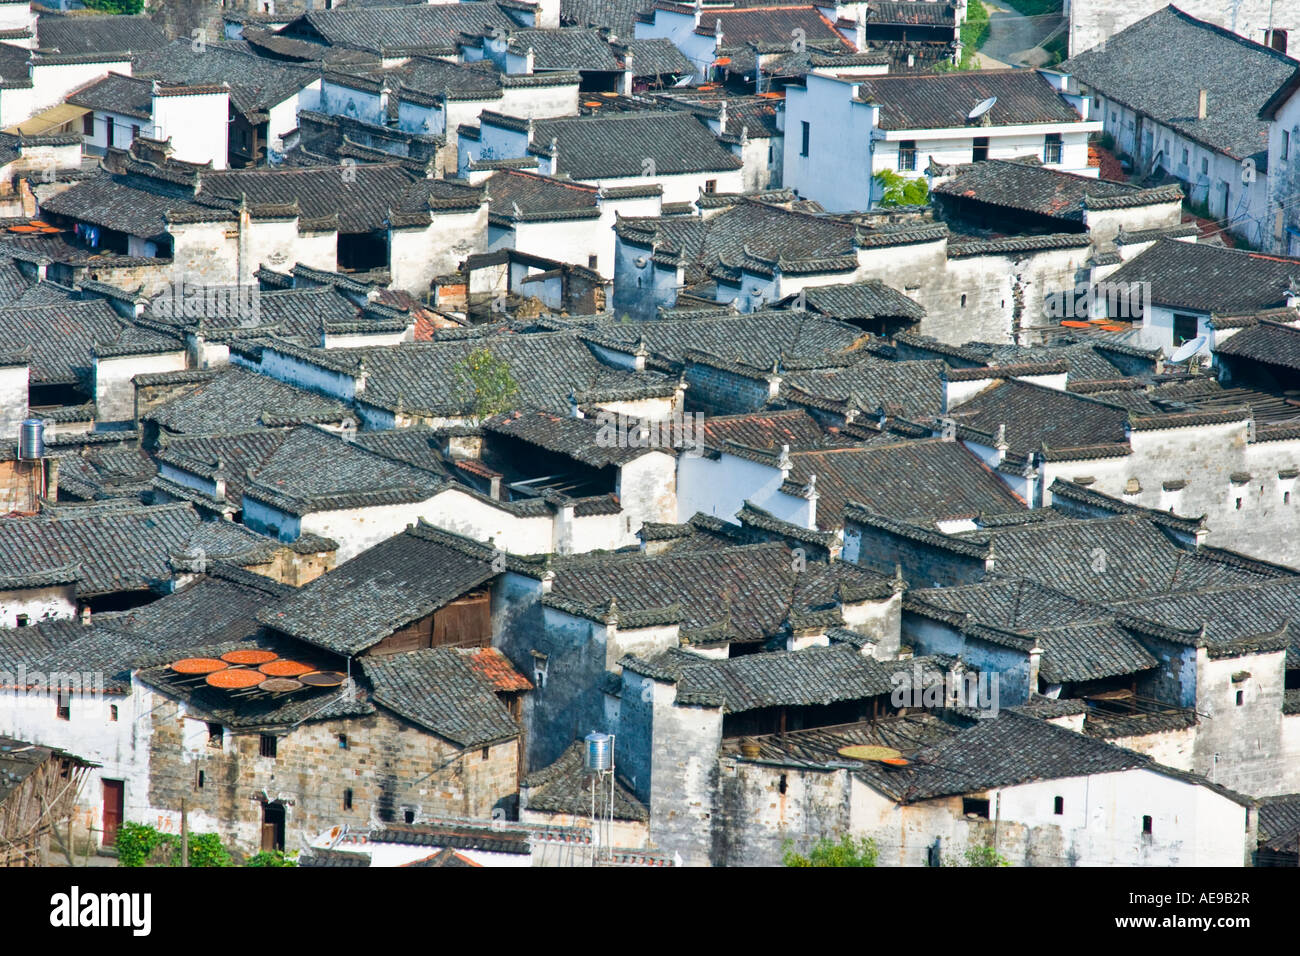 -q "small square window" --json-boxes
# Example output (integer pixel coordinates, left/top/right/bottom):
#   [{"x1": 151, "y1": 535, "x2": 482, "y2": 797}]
[
  {"x1": 1053, "y1": 796, "x2": 1064, "y2": 815},
  {"x1": 1142, "y1": 814, "x2": 1153, "y2": 836},
  {"x1": 260, "y1": 734, "x2": 277, "y2": 759},
  {"x1": 208, "y1": 722, "x2": 223, "y2": 745},
  {"x1": 338, "y1": 734, "x2": 348, "y2": 750},
  {"x1": 704, "y1": 179, "x2": 717, "y2": 194},
  {"x1": 83, "y1": 114, "x2": 94, "y2": 136},
  {"x1": 588, "y1": 254, "x2": 598, "y2": 269},
  {"x1": 481, "y1": 747, "x2": 490, "y2": 760},
  {"x1": 15, "y1": 614, "x2": 28, "y2": 627},
  {"x1": 403, "y1": 809, "x2": 416, "y2": 824},
  {"x1": 898, "y1": 140, "x2": 917, "y2": 171},
  {"x1": 962, "y1": 797, "x2": 990, "y2": 819}
]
